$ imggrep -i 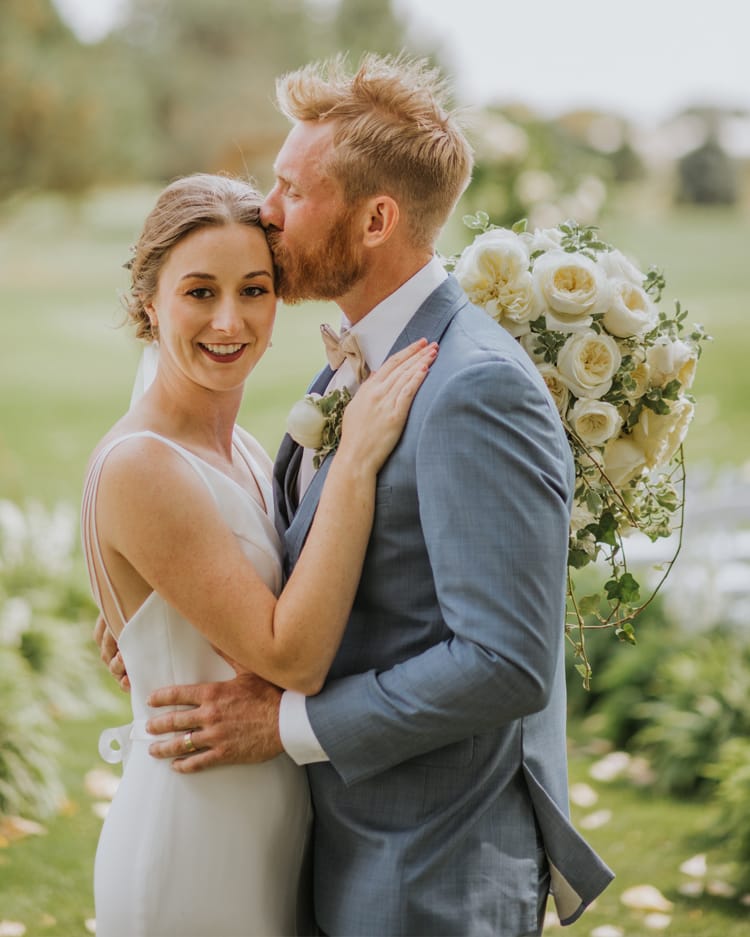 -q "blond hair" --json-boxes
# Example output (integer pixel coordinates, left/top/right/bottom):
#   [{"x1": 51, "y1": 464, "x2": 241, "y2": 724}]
[
  {"x1": 124, "y1": 173, "x2": 266, "y2": 341},
  {"x1": 276, "y1": 53, "x2": 474, "y2": 248}
]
